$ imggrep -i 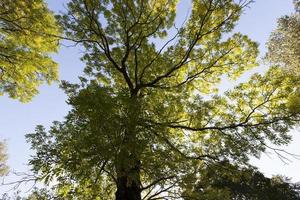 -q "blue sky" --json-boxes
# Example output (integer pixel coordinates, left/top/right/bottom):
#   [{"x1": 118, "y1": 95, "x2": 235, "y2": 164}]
[{"x1": 0, "y1": 0, "x2": 299, "y2": 195}]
